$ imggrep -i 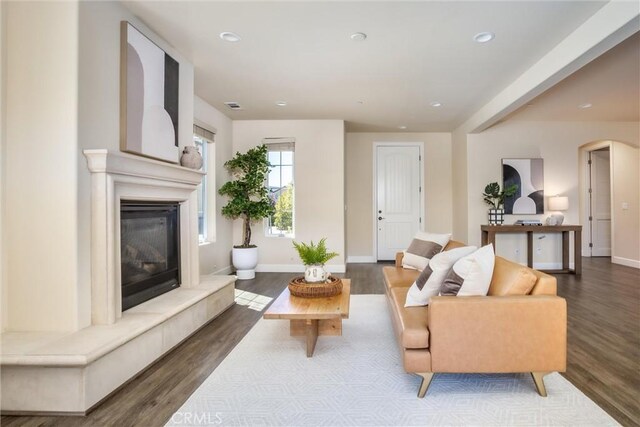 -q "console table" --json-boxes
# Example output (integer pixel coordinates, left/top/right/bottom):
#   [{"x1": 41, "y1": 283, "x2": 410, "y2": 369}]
[{"x1": 481, "y1": 224, "x2": 582, "y2": 275}]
